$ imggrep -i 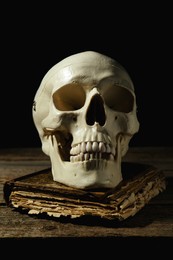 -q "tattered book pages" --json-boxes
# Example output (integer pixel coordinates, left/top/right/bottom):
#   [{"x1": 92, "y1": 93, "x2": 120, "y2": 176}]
[{"x1": 4, "y1": 162, "x2": 166, "y2": 221}]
